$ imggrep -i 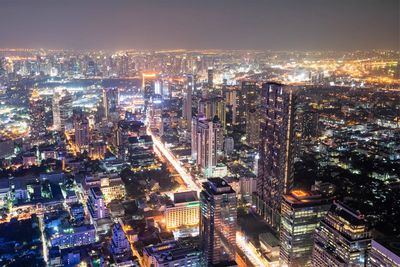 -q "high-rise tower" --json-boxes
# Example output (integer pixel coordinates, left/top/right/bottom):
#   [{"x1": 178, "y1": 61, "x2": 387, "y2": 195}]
[{"x1": 255, "y1": 82, "x2": 296, "y2": 230}]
